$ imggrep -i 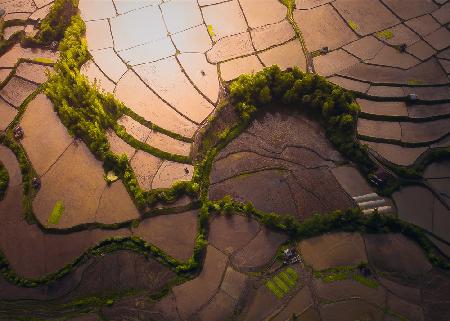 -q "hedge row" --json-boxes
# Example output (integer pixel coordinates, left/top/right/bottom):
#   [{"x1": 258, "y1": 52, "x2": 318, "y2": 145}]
[
  {"x1": 209, "y1": 198, "x2": 449, "y2": 270},
  {"x1": 43, "y1": 13, "x2": 197, "y2": 210},
  {"x1": 22, "y1": 0, "x2": 79, "y2": 48},
  {"x1": 0, "y1": 162, "x2": 8, "y2": 201},
  {"x1": 0, "y1": 132, "x2": 37, "y2": 223},
  {"x1": 0, "y1": 236, "x2": 183, "y2": 288}
]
